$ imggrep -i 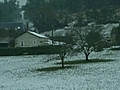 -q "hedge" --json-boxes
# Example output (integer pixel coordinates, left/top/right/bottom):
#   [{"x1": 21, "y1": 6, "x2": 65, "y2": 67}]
[
  {"x1": 110, "y1": 47, "x2": 120, "y2": 50},
  {"x1": 0, "y1": 45, "x2": 61, "y2": 56}
]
